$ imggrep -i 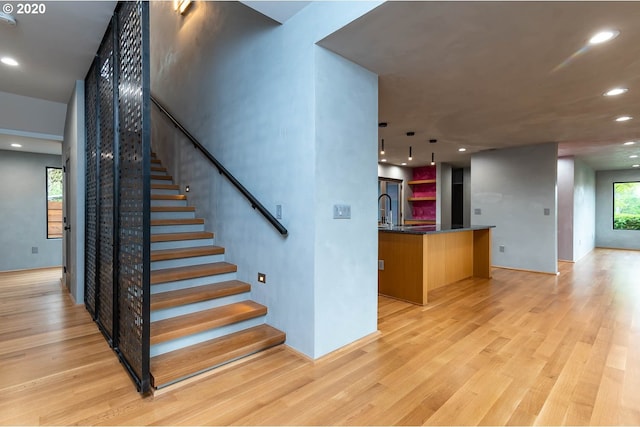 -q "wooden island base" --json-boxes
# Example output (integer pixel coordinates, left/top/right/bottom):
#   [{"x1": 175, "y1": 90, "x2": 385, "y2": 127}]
[{"x1": 378, "y1": 226, "x2": 492, "y2": 305}]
